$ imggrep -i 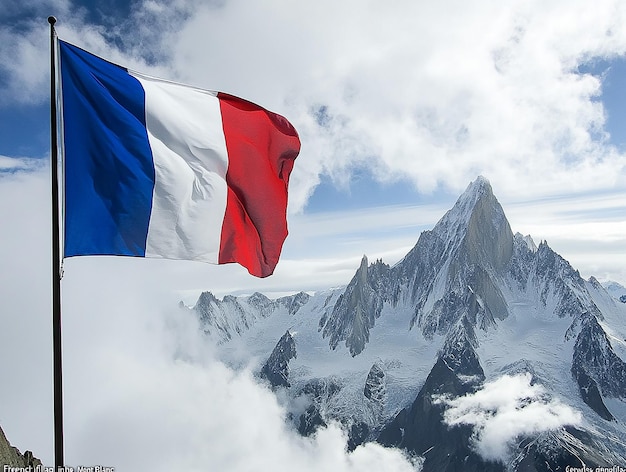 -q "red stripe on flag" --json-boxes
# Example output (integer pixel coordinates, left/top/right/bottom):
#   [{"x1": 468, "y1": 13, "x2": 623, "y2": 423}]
[{"x1": 217, "y1": 93, "x2": 301, "y2": 277}]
